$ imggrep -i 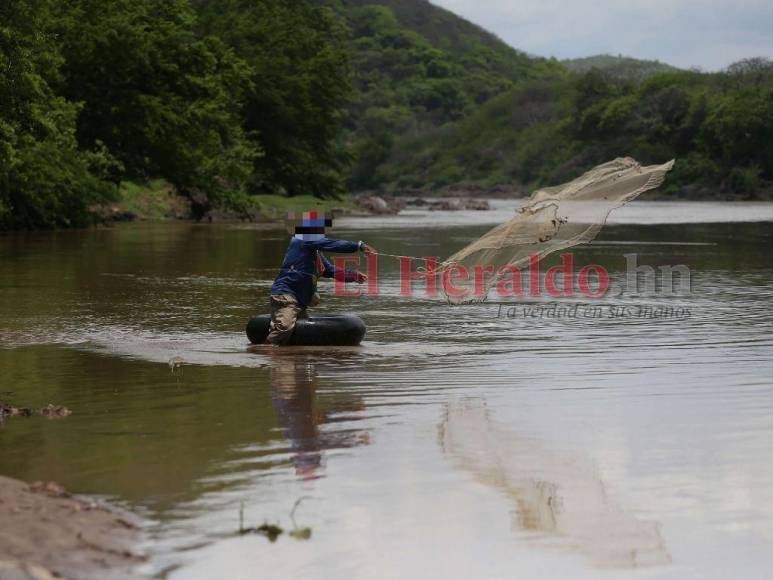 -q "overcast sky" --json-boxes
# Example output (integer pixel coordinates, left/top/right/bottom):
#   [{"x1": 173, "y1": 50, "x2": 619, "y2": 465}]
[{"x1": 431, "y1": 0, "x2": 773, "y2": 71}]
